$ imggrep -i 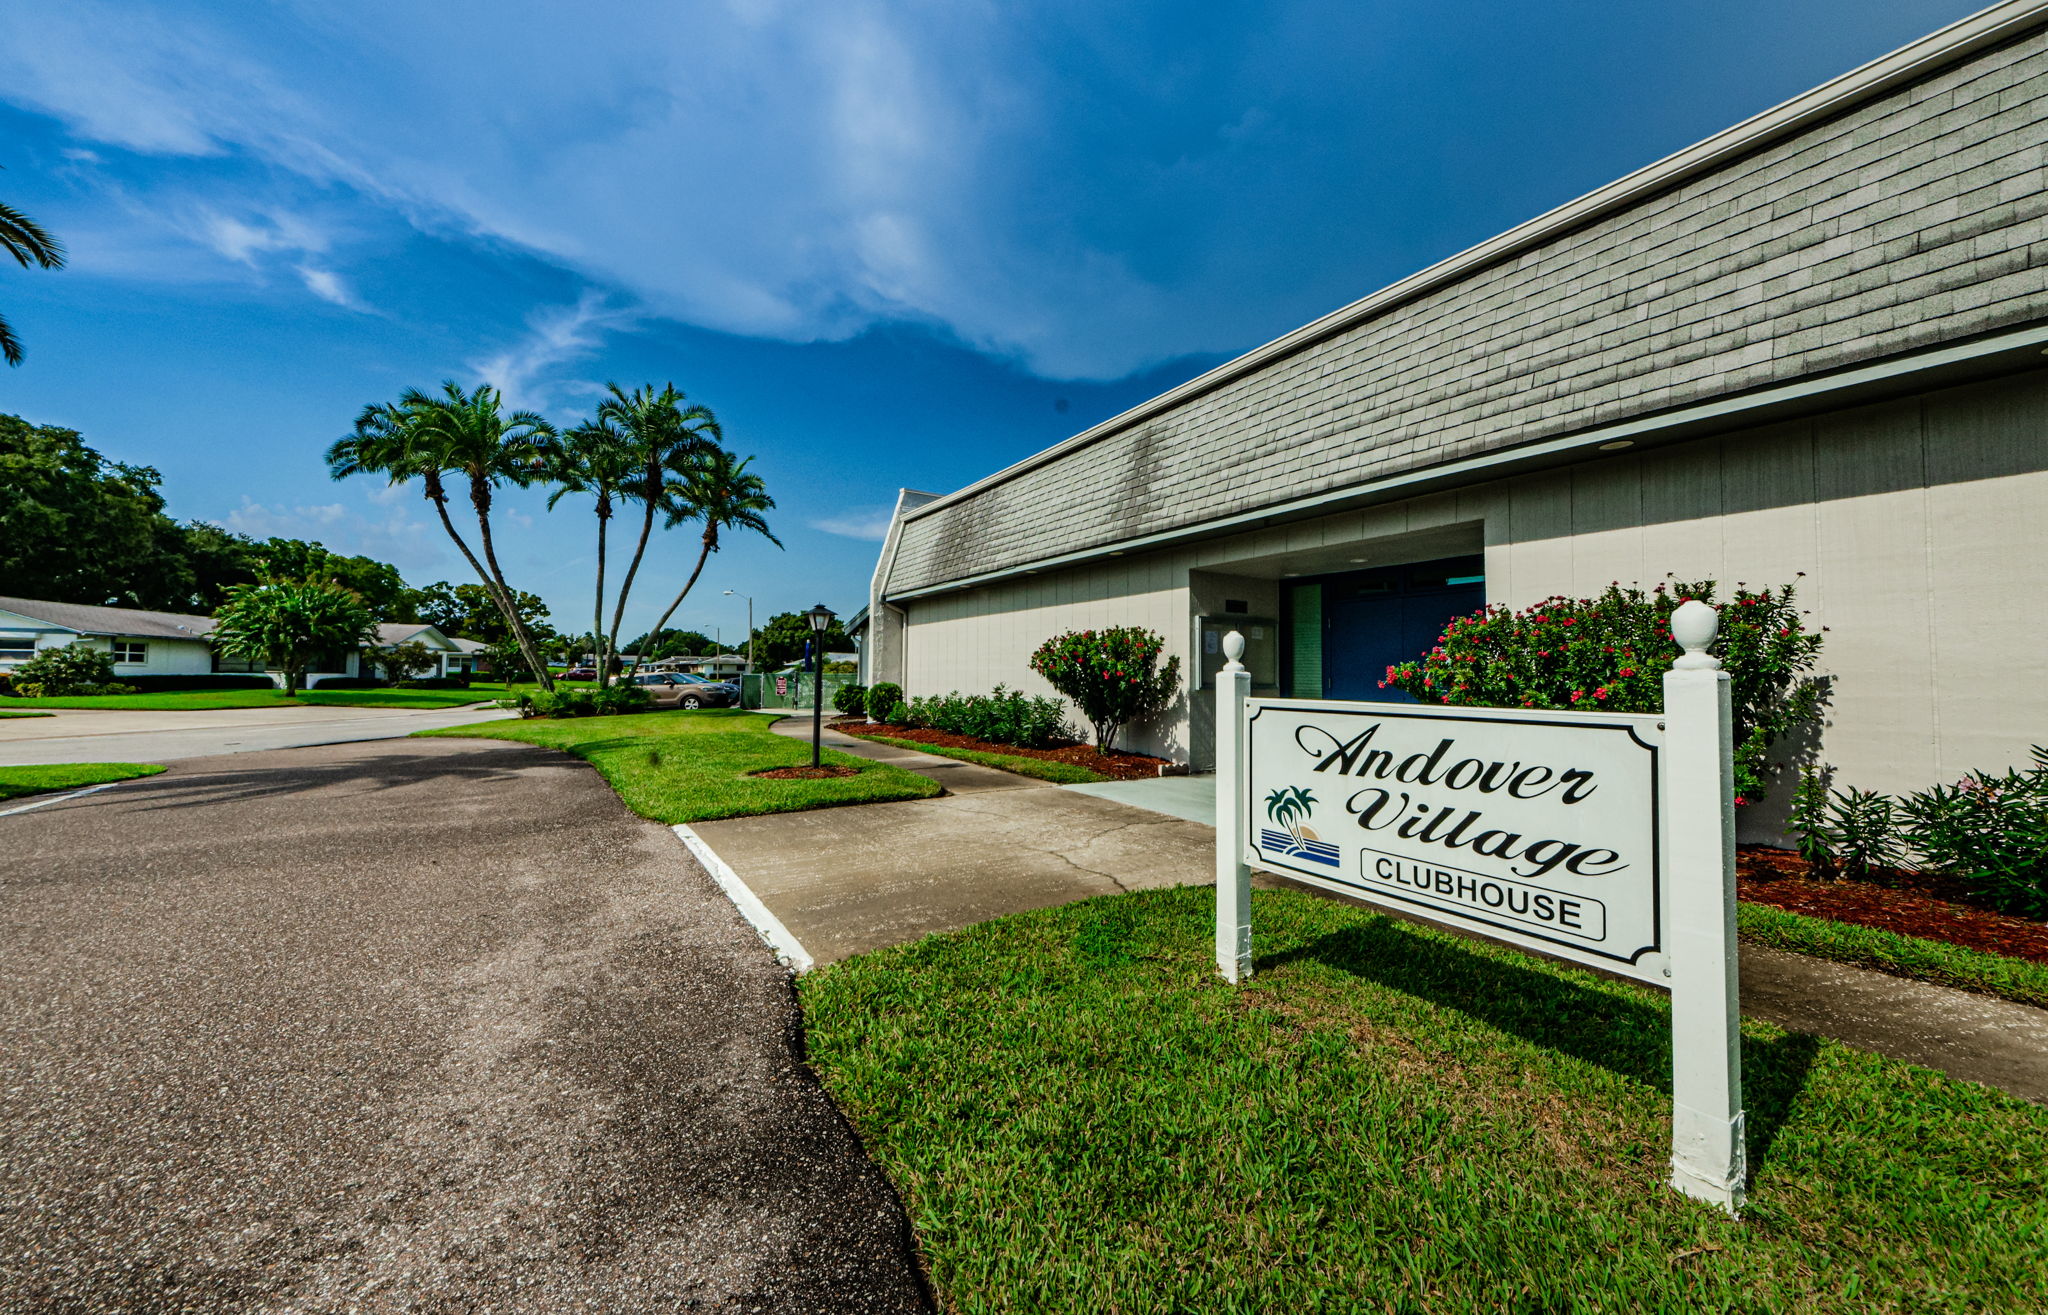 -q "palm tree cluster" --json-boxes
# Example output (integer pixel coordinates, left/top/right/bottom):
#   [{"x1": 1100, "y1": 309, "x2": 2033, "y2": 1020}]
[
  {"x1": 327, "y1": 380, "x2": 777, "y2": 691},
  {"x1": 2, "y1": 186, "x2": 65, "y2": 367}
]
